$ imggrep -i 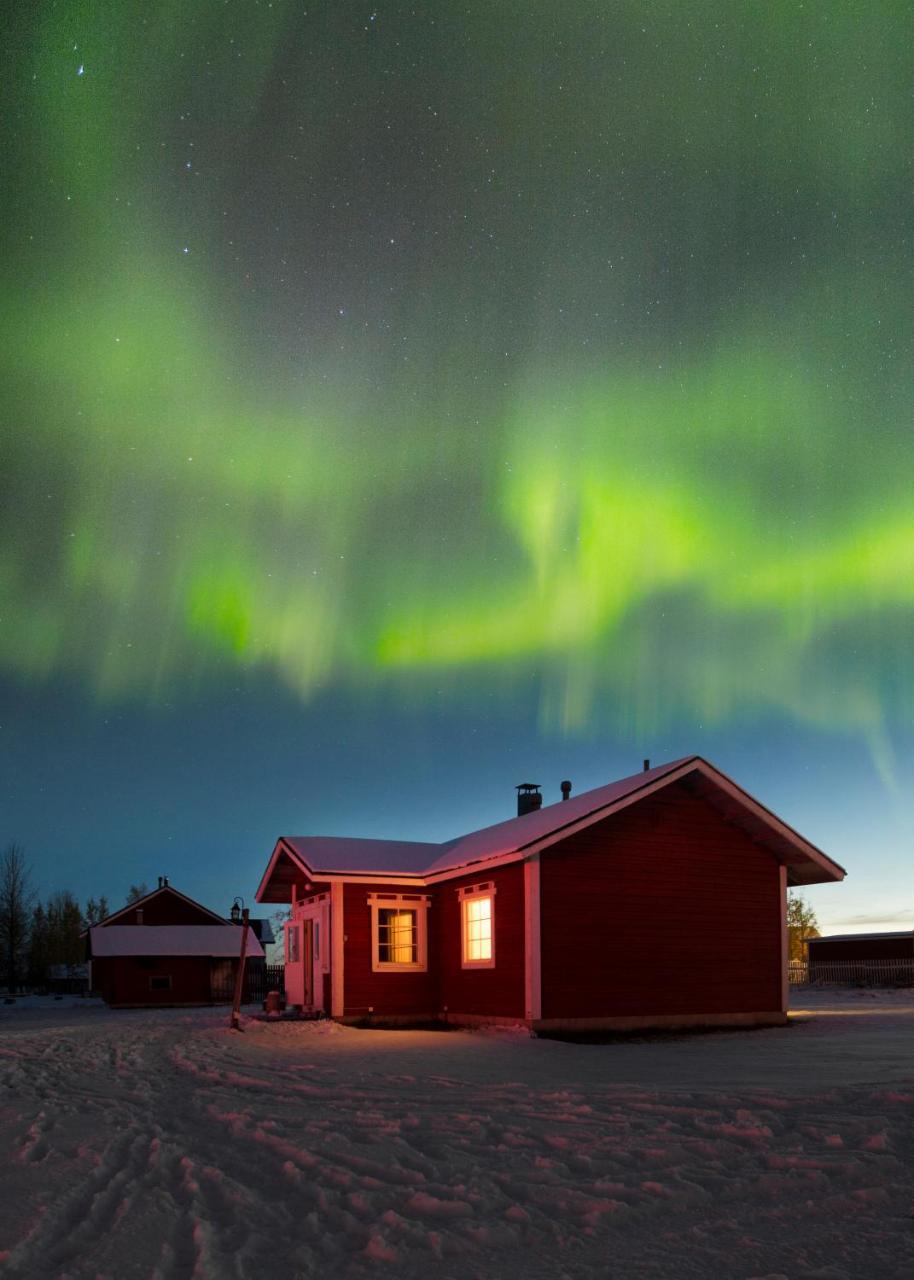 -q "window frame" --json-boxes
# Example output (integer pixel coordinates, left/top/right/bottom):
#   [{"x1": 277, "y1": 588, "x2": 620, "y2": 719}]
[
  {"x1": 459, "y1": 882, "x2": 497, "y2": 970},
  {"x1": 286, "y1": 921, "x2": 301, "y2": 964},
  {"x1": 148, "y1": 974, "x2": 172, "y2": 991},
  {"x1": 369, "y1": 893, "x2": 430, "y2": 973}
]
